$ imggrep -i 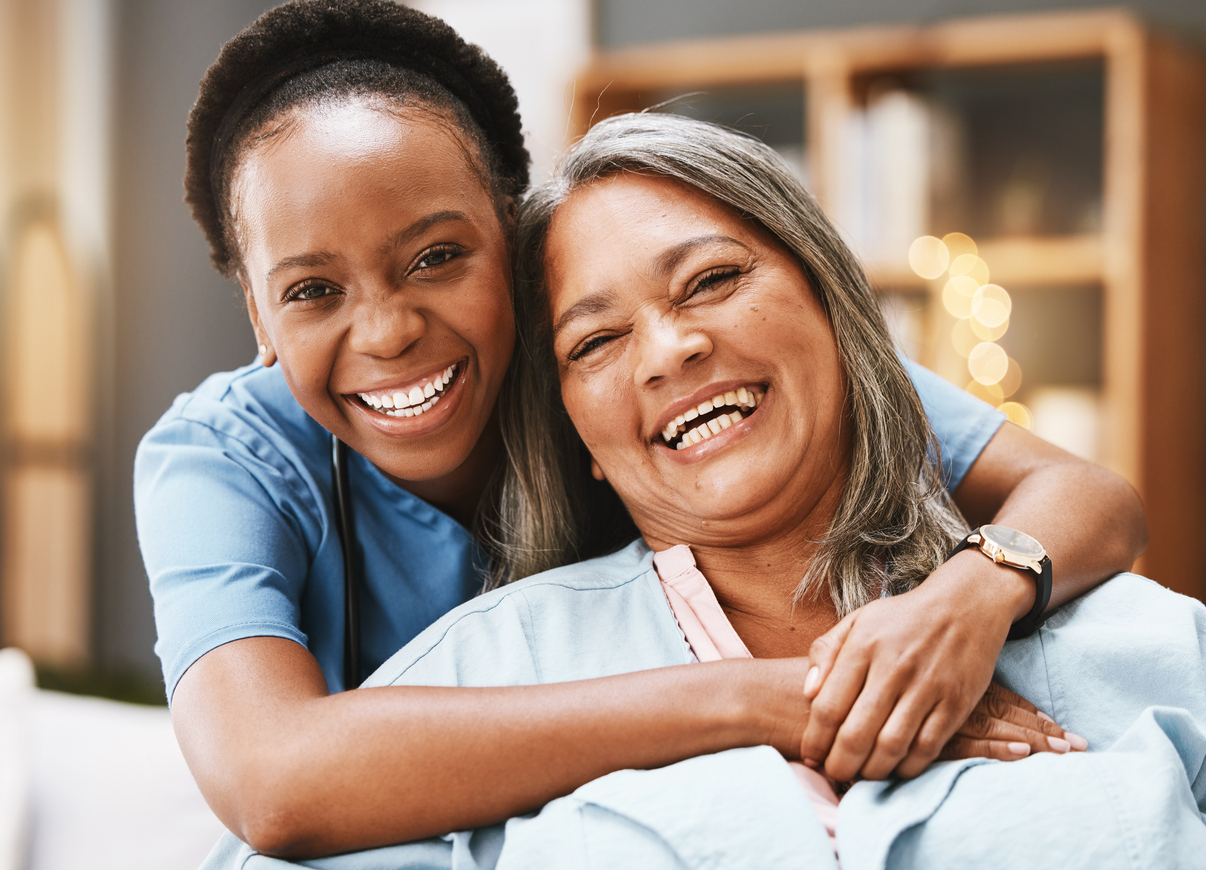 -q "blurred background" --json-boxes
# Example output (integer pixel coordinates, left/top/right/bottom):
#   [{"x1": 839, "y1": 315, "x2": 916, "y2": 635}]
[
  {"x1": 0, "y1": 0, "x2": 1204, "y2": 866},
  {"x1": 1, "y1": 0, "x2": 1204, "y2": 702}
]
